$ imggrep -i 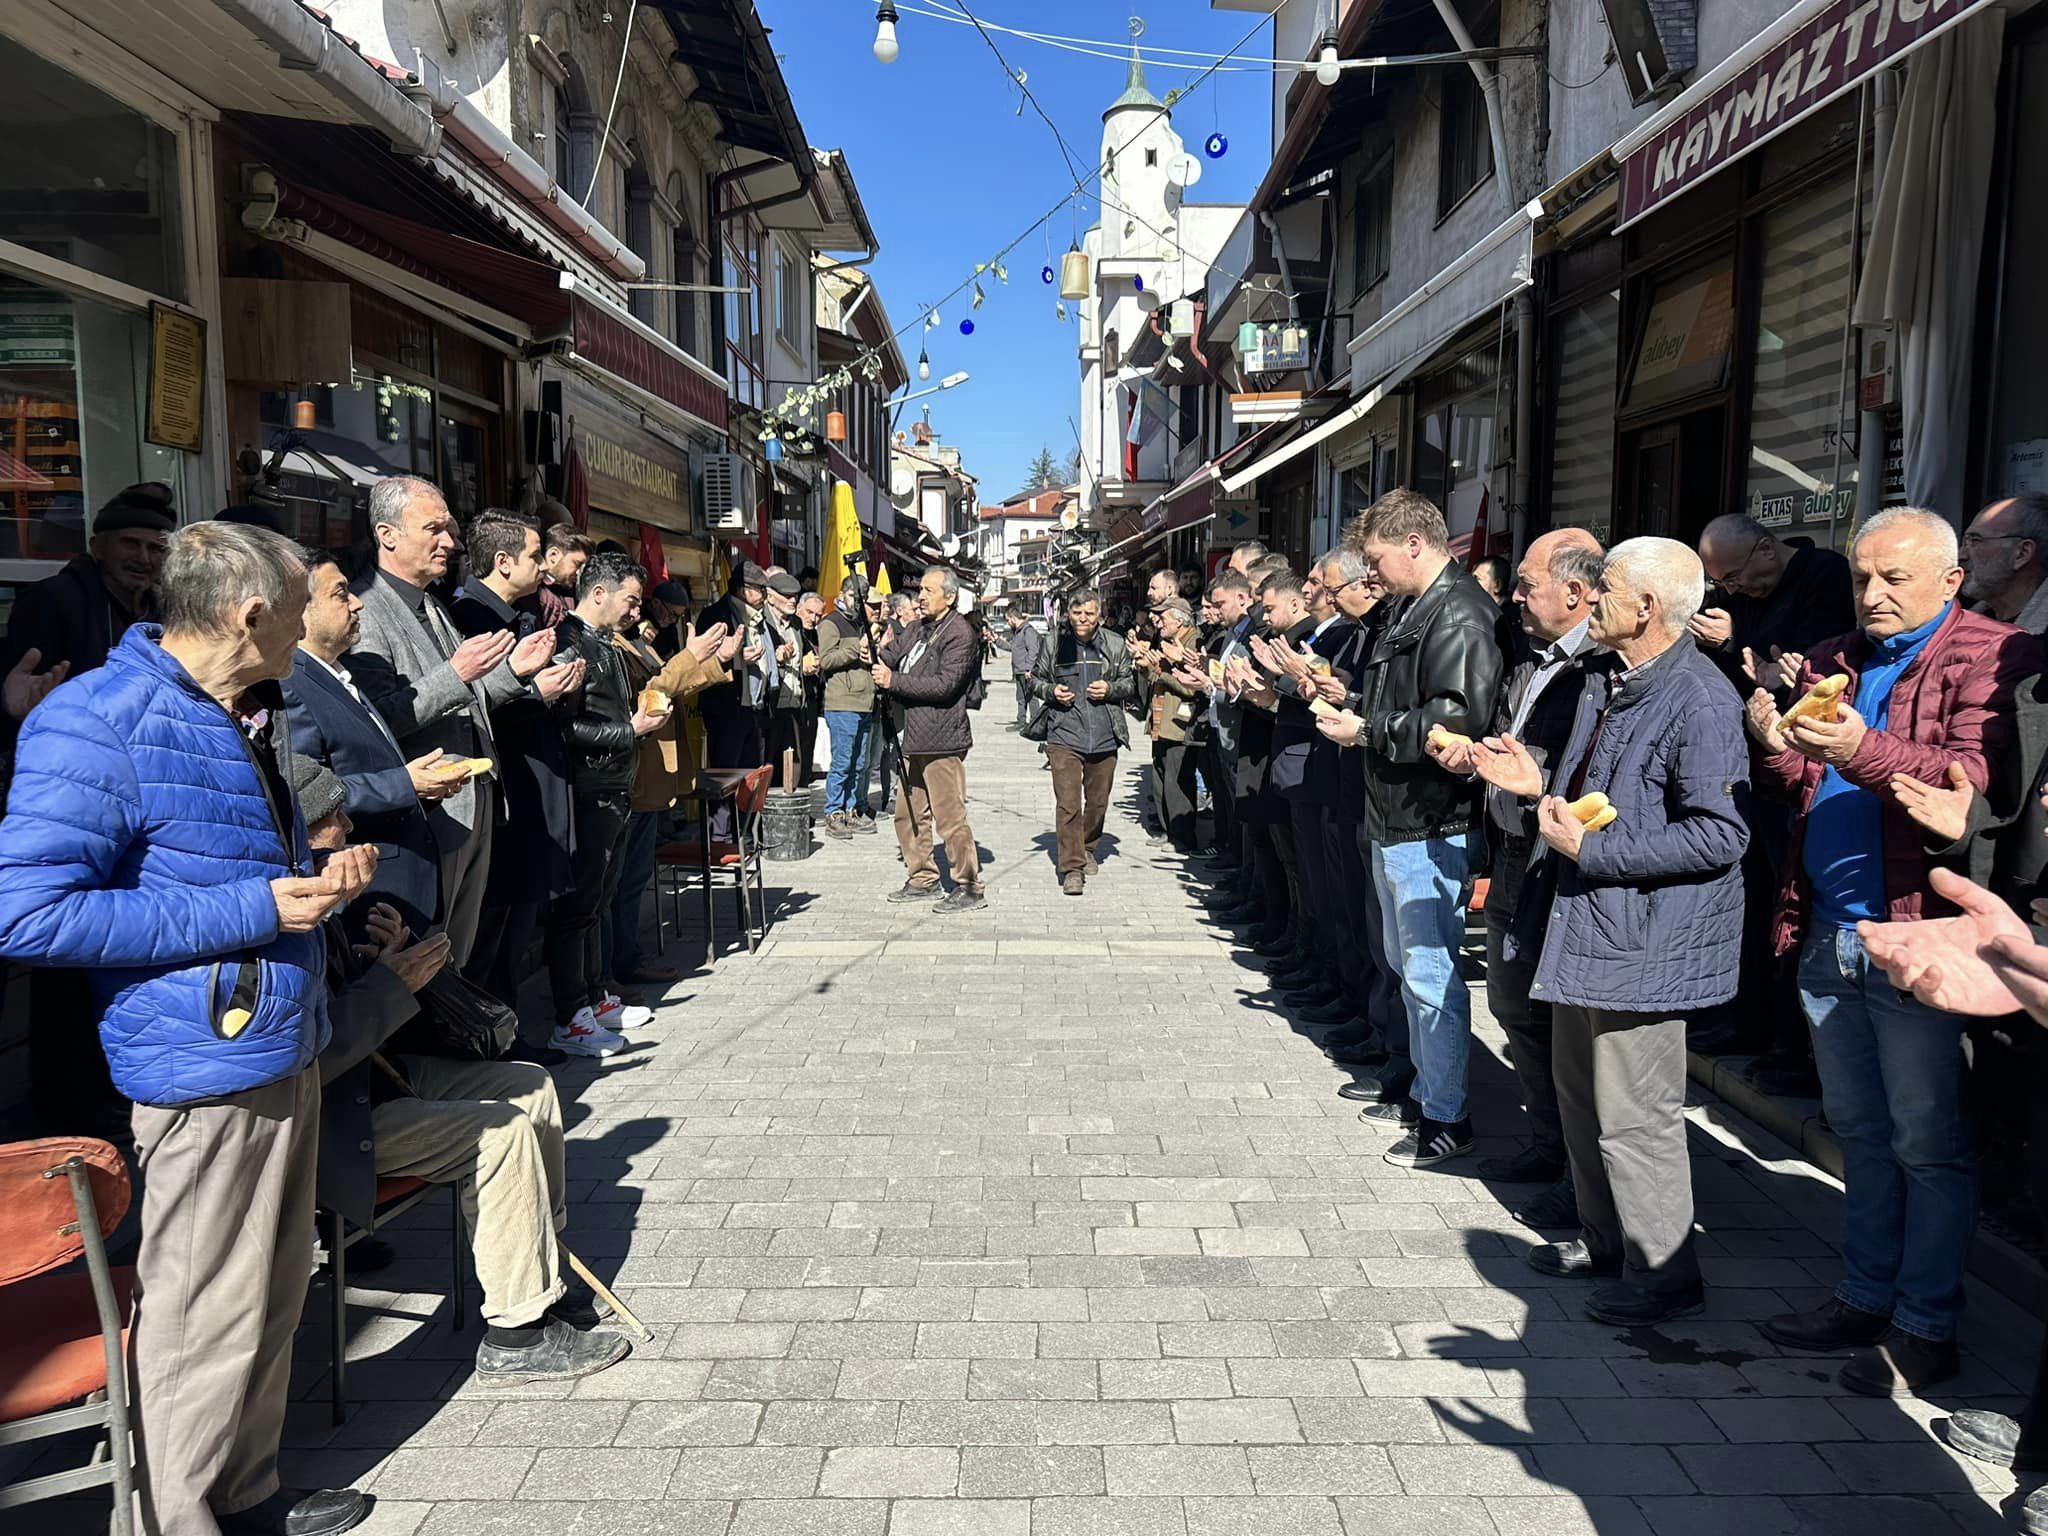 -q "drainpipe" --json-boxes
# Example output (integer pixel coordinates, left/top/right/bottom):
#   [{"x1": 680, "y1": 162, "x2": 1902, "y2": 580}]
[
  {"x1": 207, "y1": 0, "x2": 440, "y2": 158},
  {"x1": 1430, "y1": 0, "x2": 1531, "y2": 557},
  {"x1": 1856, "y1": 72, "x2": 1899, "y2": 530},
  {"x1": 402, "y1": 74, "x2": 643, "y2": 280}
]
